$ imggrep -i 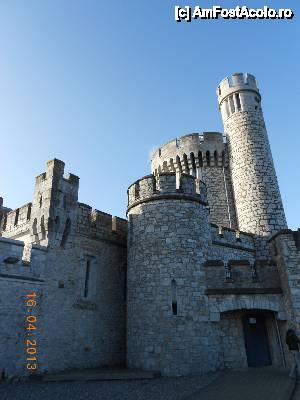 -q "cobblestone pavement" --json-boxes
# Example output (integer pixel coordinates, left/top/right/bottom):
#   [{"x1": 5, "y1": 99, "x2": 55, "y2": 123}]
[{"x1": 0, "y1": 368, "x2": 296, "y2": 400}]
